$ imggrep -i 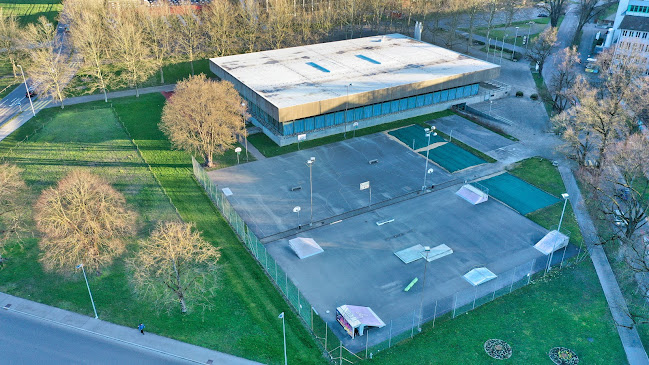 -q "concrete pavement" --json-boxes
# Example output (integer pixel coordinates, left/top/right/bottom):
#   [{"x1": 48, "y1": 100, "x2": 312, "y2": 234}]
[{"x1": 0, "y1": 292, "x2": 263, "y2": 365}]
